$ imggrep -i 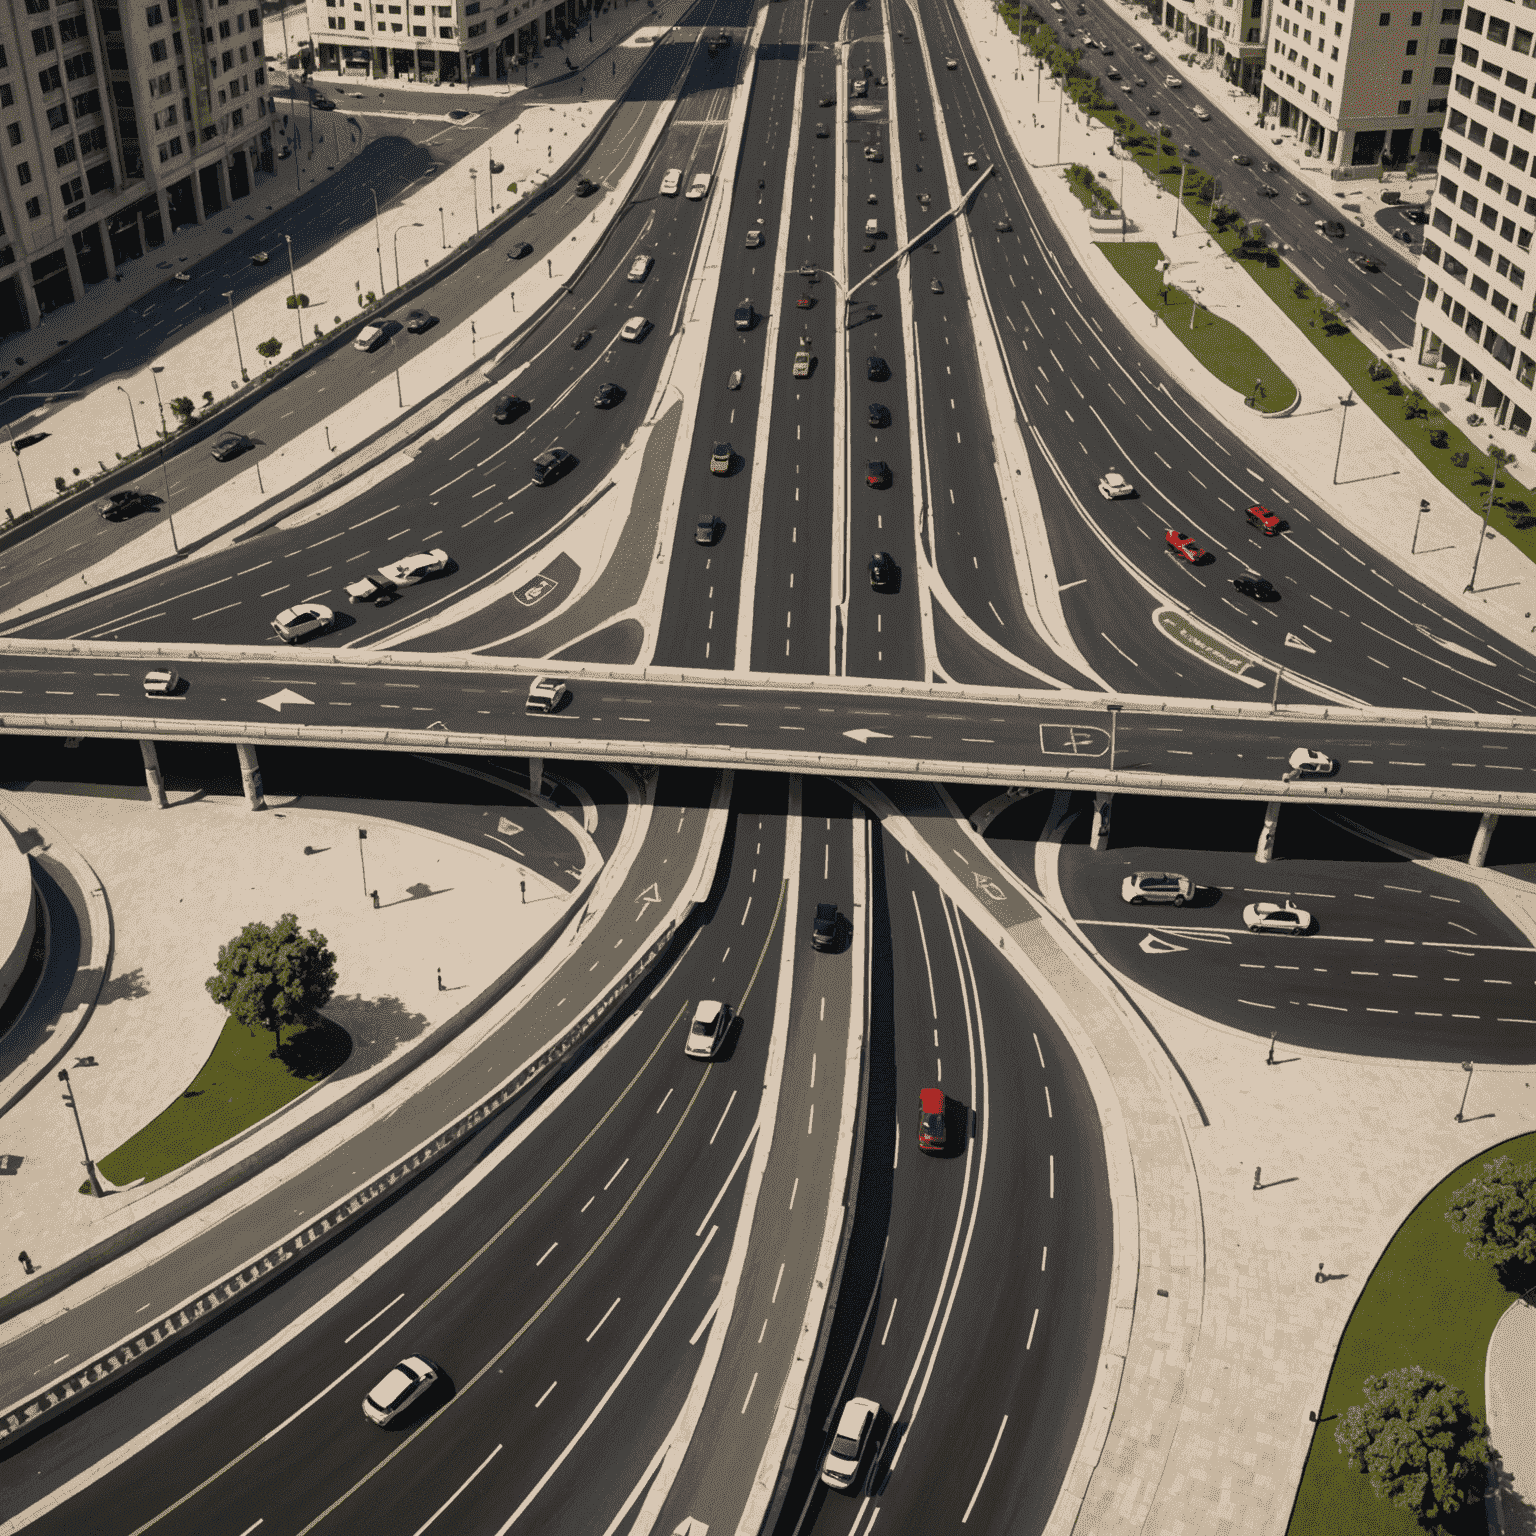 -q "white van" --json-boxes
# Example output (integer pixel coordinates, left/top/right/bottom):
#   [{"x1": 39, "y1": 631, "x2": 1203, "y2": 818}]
[
  {"x1": 864, "y1": 217, "x2": 881, "y2": 237},
  {"x1": 660, "y1": 167, "x2": 682, "y2": 196}
]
